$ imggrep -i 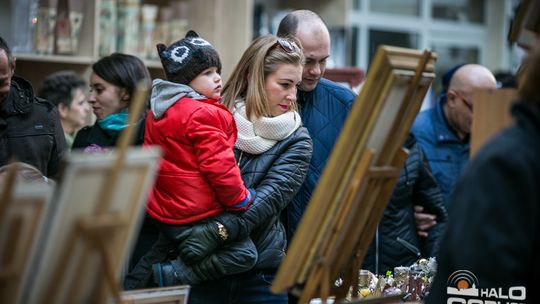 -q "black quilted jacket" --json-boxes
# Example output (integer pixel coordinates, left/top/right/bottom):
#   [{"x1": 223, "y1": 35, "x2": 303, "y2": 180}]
[
  {"x1": 362, "y1": 134, "x2": 448, "y2": 275},
  {"x1": 217, "y1": 126, "x2": 312, "y2": 270}
]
